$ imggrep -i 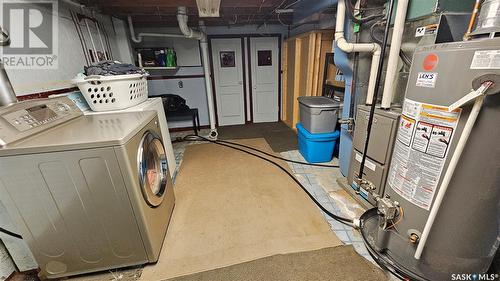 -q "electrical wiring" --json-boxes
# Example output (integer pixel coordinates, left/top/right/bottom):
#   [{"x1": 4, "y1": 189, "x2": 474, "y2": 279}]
[
  {"x1": 370, "y1": 20, "x2": 412, "y2": 67},
  {"x1": 277, "y1": 13, "x2": 289, "y2": 27},
  {"x1": 179, "y1": 135, "x2": 354, "y2": 227},
  {"x1": 387, "y1": 207, "x2": 404, "y2": 229},
  {"x1": 282, "y1": 0, "x2": 302, "y2": 9},
  {"x1": 352, "y1": 5, "x2": 386, "y2": 11},
  {"x1": 345, "y1": 0, "x2": 384, "y2": 23}
]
